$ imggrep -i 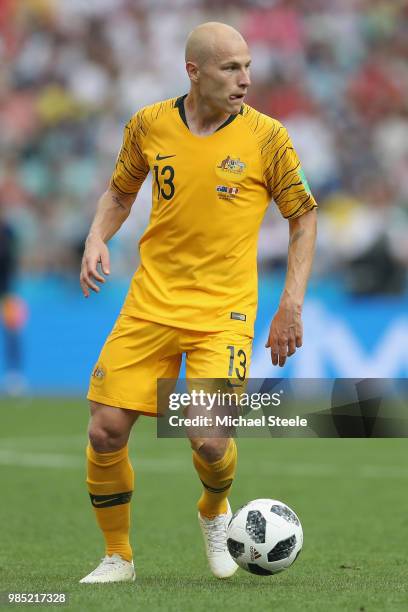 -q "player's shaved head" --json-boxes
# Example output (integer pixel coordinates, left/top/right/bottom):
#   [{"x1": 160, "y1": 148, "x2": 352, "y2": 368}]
[
  {"x1": 185, "y1": 22, "x2": 248, "y2": 66},
  {"x1": 184, "y1": 21, "x2": 251, "y2": 118}
]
